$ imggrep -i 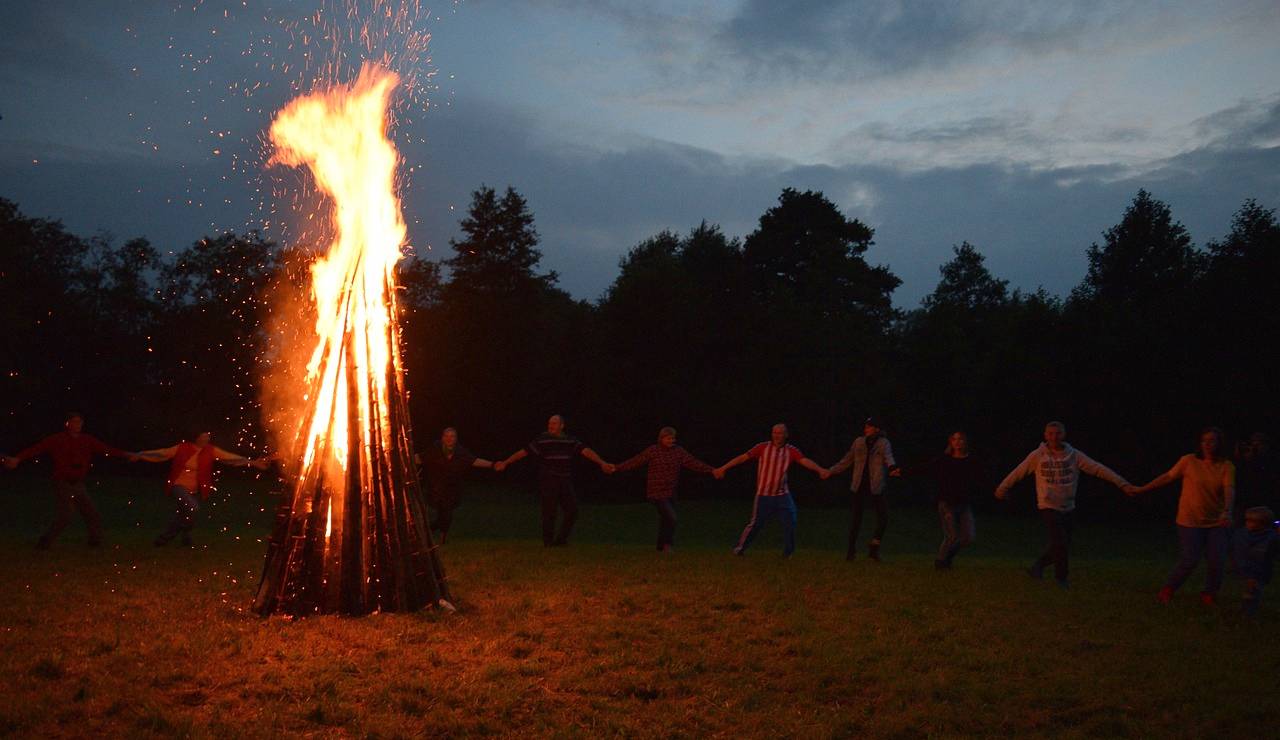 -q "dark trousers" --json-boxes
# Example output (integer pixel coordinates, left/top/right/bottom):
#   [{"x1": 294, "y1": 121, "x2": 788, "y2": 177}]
[
  {"x1": 1034, "y1": 509, "x2": 1074, "y2": 582},
  {"x1": 1164, "y1": 525, "x2": 1228, "y2": 595},
  {"x1": 848, "y1": 489, "x2": 887, "y2": 557},
  {"x1": 157, "y1": 486, "x2": 200, "y2": 543},
  {"x1": 539, "y1": 476, "x2": 578, "y2": 545},
  {"x1": 652, "y1": 499, "x2": 677, "y2": 549},
  {"x1": 43, "y1": 480, "x2": 103, "y2": 545},
  {"x1": 429, "y1": 494, "x2": 460, "y2": 540},
  {"x1": 937, "y1": 502, "x2": 976, "y2": 563}
]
